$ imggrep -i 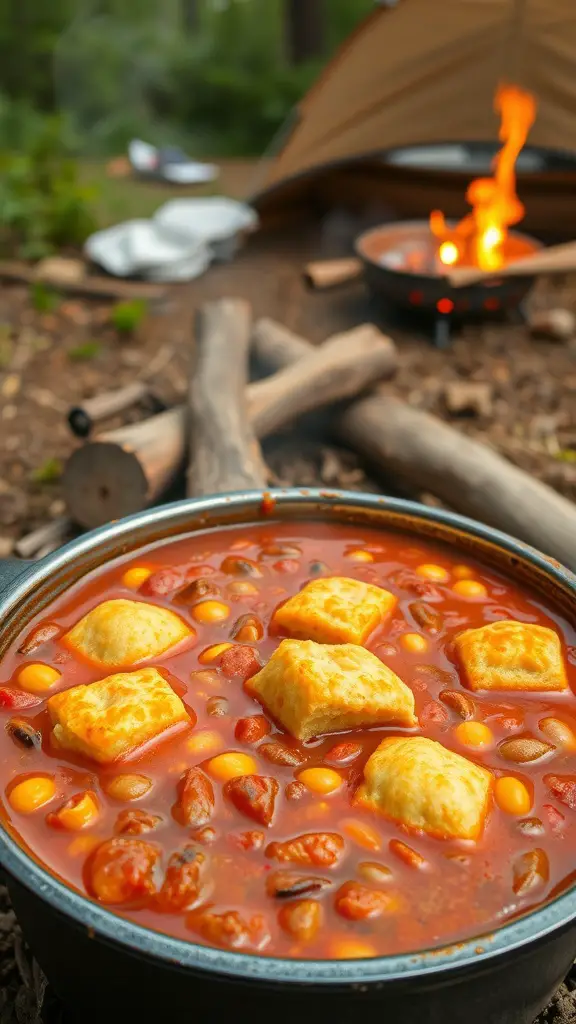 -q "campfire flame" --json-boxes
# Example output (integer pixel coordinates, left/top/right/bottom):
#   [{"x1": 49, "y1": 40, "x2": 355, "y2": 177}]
[{"x1": 431, "y1": 84, "x2": 536, "y2": 272}]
